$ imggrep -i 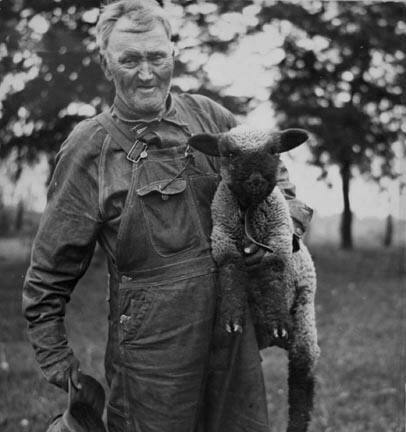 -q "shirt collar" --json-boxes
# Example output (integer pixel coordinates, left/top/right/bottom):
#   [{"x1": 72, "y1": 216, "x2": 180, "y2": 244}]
[{"x1": 112, "y1": 93, "x2": 185, "y2": 127}]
